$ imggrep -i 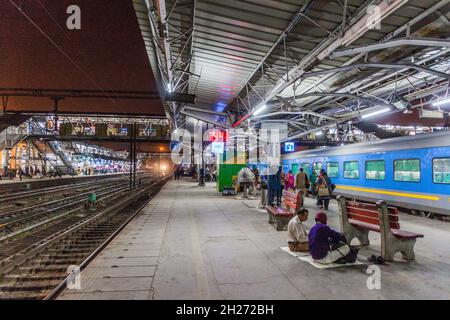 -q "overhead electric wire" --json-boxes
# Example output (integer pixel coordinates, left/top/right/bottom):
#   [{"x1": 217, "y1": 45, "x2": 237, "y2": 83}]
[{"x1": 8, "y1": 0, "x2": 130, "y2": 114}]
